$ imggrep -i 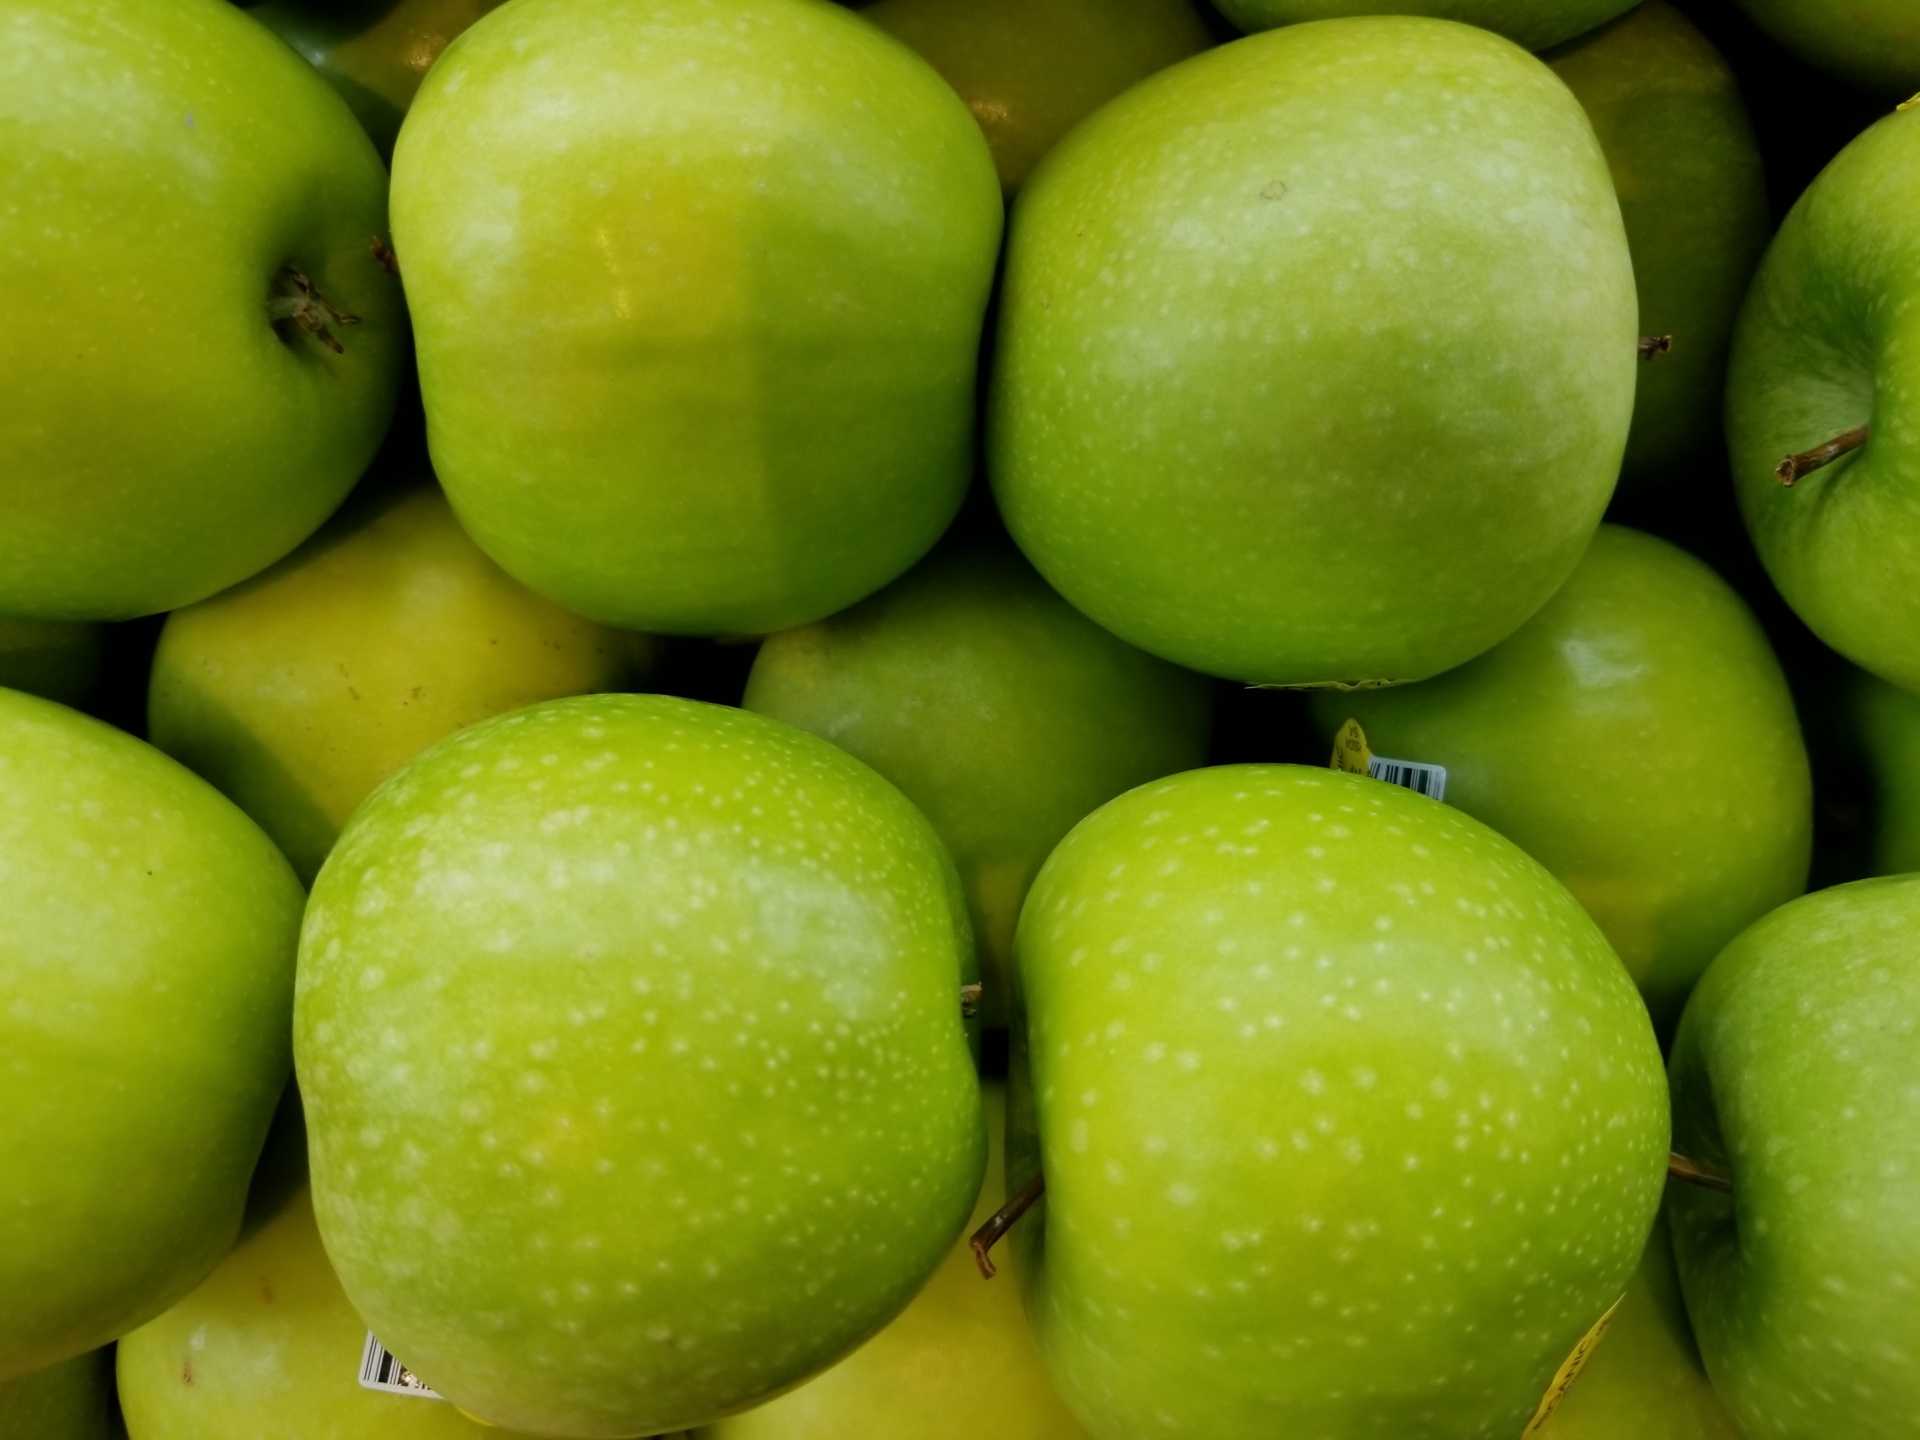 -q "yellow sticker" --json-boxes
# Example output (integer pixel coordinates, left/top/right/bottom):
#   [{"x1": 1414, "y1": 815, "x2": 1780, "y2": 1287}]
[
  {"x1": 1520, "y1": 1295, "x2": 1625, "y2": 1436},
  {"x1": 1329, "y1": 717, "x2": 1372, "y2": 776}
]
